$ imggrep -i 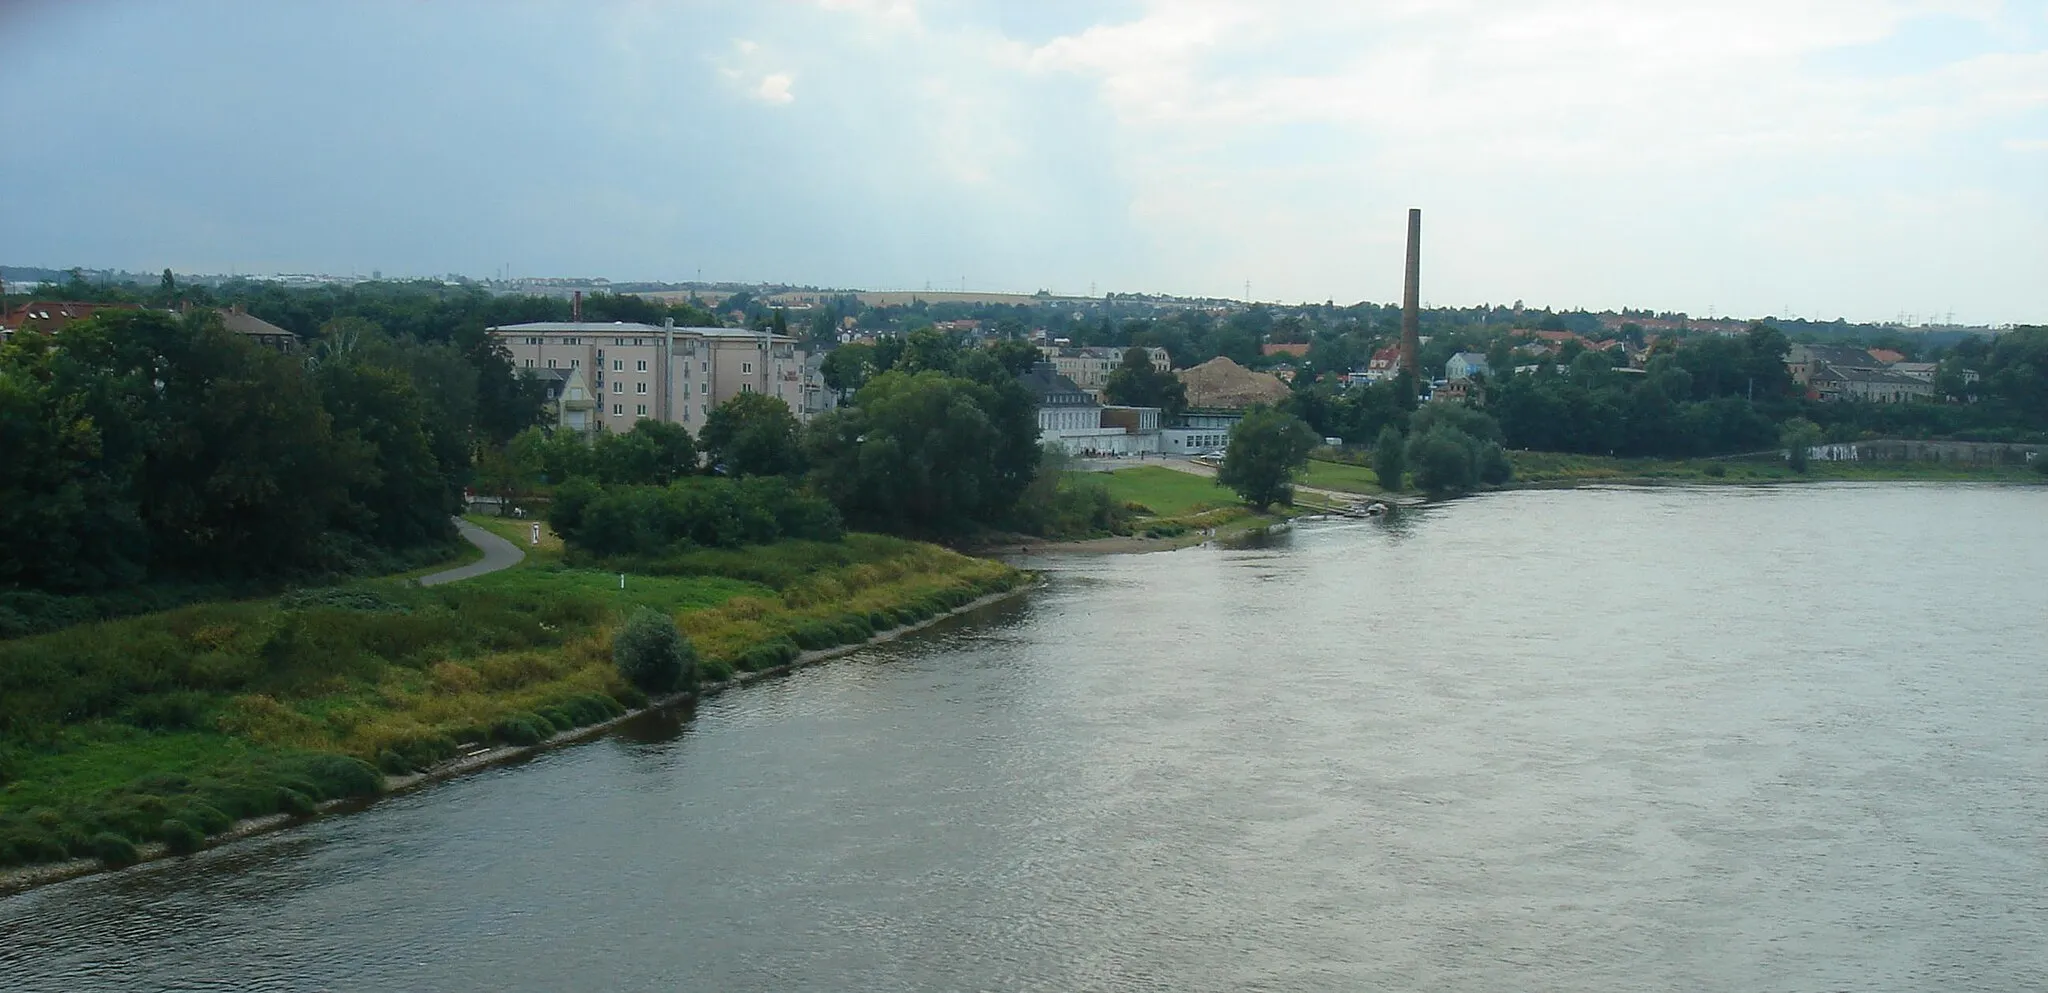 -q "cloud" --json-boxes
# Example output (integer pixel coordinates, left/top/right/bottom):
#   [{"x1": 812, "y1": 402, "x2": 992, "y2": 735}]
[
  {"x1": 715, "y1": 38, "x2": 796, "y2": 105},
  {"x1": 755, "y1": 72, "x2": 795, "y2": 104}
]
